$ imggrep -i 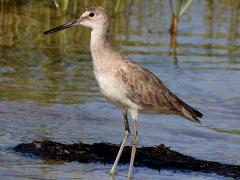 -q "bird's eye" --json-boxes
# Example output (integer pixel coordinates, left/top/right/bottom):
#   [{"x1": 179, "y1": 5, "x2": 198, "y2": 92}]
[{"x1": 89, "y1": 12, "x2": 95, "y2": 17}]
